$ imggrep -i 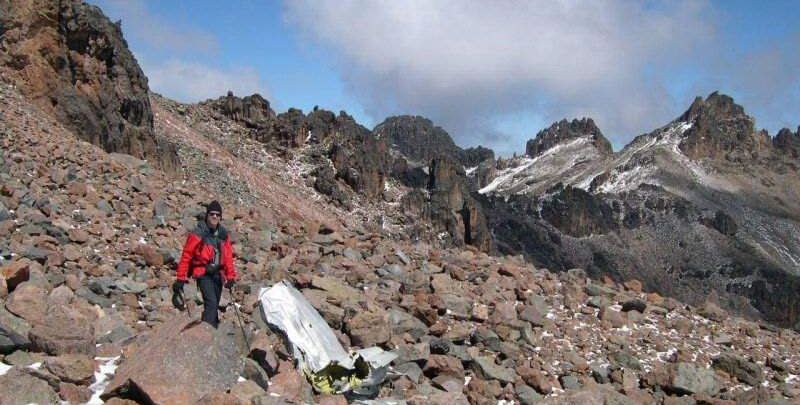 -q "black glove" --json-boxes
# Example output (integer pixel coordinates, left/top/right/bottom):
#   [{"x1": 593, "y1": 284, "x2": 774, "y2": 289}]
[
  {"x1": 171, "y1": 290, "x2": 185, "y2": 310},
  {"x1": 172, "y1": 280, "x2": 186, "y2": 293},
  {"x1": 225, "y1": 280, "x2": 235, "y2": 290}
]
